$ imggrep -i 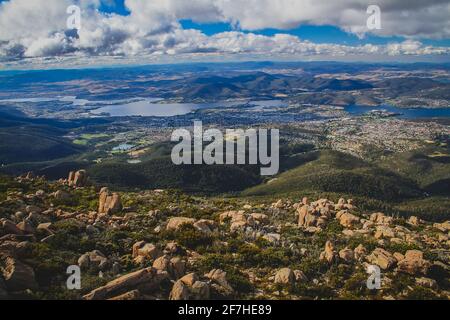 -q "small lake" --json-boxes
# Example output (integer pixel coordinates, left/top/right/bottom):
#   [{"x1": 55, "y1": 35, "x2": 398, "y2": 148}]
[
  {"x1": 345, "y1": 105, "x2": 450, "y2": 119},
  {"x1": 91, "y1": 99, "x2": 287, "y2": 117},
  {"x1": 112, "y1": 143, "x2": 135, "y2": 152}
]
